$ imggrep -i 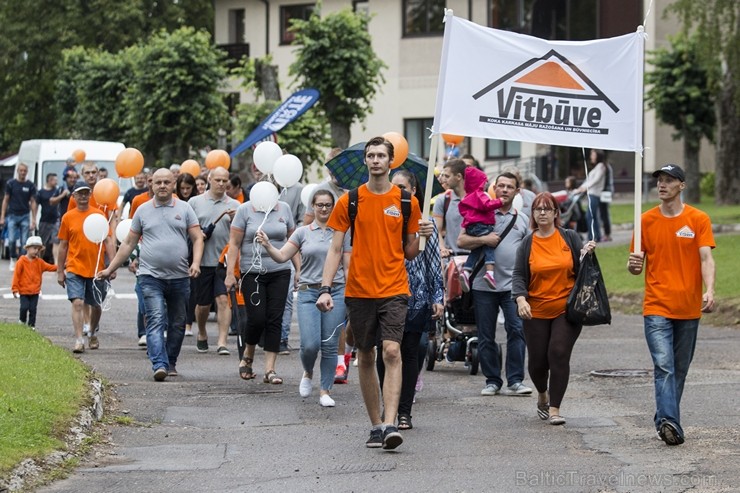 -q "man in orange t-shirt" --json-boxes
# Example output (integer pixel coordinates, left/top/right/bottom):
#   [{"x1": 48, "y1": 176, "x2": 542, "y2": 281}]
[
  {"x1": 316, "y1": 136, "x2": 433, "y2": 451},
  {"x1": 628, "y1": 164, "x2": 716, "y2": 447},
  {"x1": 58, "y1": 181, "x2": 117, "y2": 354}
]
